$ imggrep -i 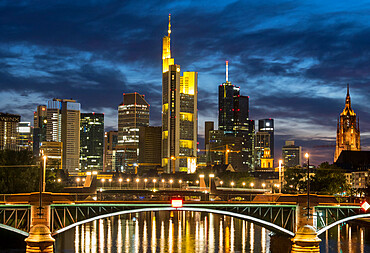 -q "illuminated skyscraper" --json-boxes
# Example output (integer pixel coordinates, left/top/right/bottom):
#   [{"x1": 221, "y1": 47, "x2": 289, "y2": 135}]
[
  {"x1": 17, "y1": 122, "x2": 32, "y2": 150},
  {"x1": 80, "y1": 113, "x2": 104, "y2": 171},
  {"x1": 118, "y1": 93, "x2": 149, "y2": 172},
  {"x1": 256, "y1": 119, "x2": 274, "y2": 167},
  {"x1": 334, "y1": 85, "x2": 360, "y2": 162},
  {"x1": 33, "y1": 105, "x2": 47, "y2": 156},
  {"x1": 216, "y1": 62, "x2": 255, "y2": 171},
  {"x1": 0, "y1": 113, "x2": 20, "y2": 151},
  {"x1": 162, "y1": 15, "x2": 198, "y2": 173},
  {"x1": 46, "y1": 99, "x2": 80, "y2": 172},
  {"x1": 282, "y1": 140, "x2": 302, "y2": 168}
]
